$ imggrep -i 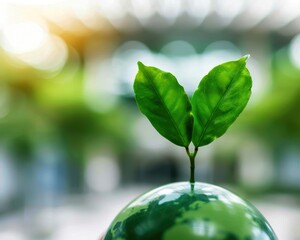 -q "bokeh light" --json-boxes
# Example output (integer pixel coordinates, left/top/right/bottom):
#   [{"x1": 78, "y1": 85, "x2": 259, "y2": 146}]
[
  {"x1": 1, "y1": 20, "x2": 68, "y2": 72},
  {"x1": 289, "y1": 34, "x2": 300, "y2": 68},
  {"x1": 0, "y1": 1, "x2": 300, "y2": 240},
  {"x1": 1, "y1": 21, "x2": 47, "y2": 54}
]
